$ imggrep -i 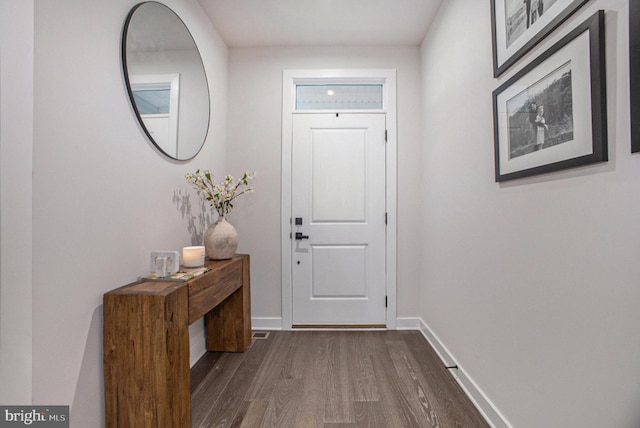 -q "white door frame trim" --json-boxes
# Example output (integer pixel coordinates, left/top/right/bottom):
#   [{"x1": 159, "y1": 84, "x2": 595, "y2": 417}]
[{"x1": 280, "y1": 69, "x2": 397, "y2": 329}]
